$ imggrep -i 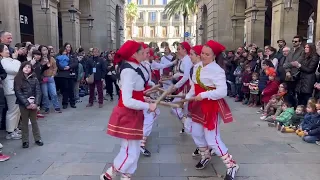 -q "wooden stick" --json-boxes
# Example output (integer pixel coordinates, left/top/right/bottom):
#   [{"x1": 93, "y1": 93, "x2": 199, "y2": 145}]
[
  {"x1": 166, "y1": 94, "x2": 185, "y2": 98},
  {"x1": 154, "y1": 85, "x2": 174, "y2": 105},
  {"x1": 173, "y1": 97, "x2": 195, "y2": 104},
  {"x1": 144, "y1": 84, "x2": 161, "y2": 94},
  {"x1": 160, "y1": 77, "x2": 173, "y2": 81},
  {"x1": 150, "y1": 100, "x2": 181, "y2": 108},
  {"x1": 157, "y1": 87, "x2": 166, "y2": 93}
]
